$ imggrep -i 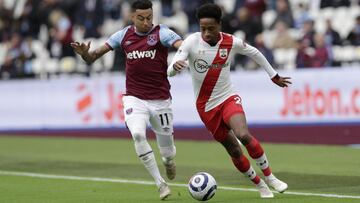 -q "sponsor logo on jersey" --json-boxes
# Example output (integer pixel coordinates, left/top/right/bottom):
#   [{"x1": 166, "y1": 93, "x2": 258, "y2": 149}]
[
  {"x1": 194, "y1": 59, "x2": 208, "y2": 73},
  {"x1": 193, "y1": 59, "x2": 229, "y2": 73},
  {"x1": 147, "y1": 34, "x2": 158, "y2": 46},
  {"x1": 126, "y1": 50, "x2": 156, "y2": 59}
]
